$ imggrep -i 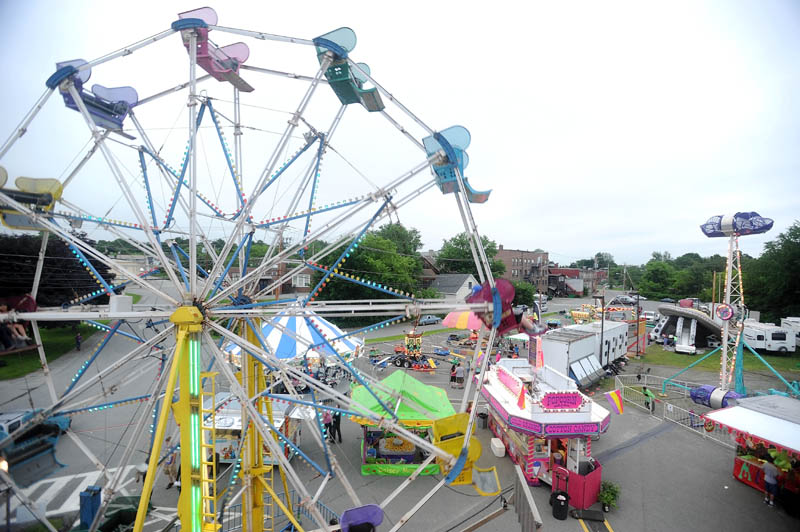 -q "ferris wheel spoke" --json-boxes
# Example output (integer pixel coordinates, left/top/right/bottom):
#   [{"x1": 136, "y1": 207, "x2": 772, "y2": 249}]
[
  {"x1": 0, "y1": 86, "x2": 55, "y2": 160},
  {"x1": 199, "y1": 55, "x2": 333, "y2": 301},
  {"x1": 64, "y1": 83, "x2": 187, "y2": 296}
]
